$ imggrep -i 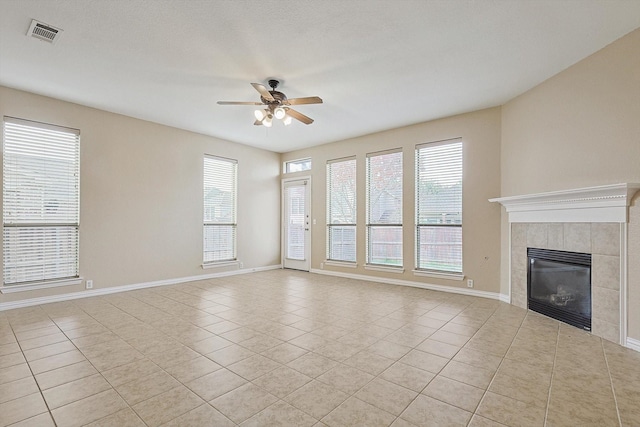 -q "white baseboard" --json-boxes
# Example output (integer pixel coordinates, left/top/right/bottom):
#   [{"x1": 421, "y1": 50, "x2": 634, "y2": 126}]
[
  {"x1": 627, "y1": 337, "x2": 640, "y2": 352},
  {"x1": 0, "y1": 264, "x2": 282, "y2": 312},
  {"x1": 310, "y1": 268, "x2": 503, "y2": 301},
  {"x1": 499, "y1": 293, "x2": 510, "y2": 303}
]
